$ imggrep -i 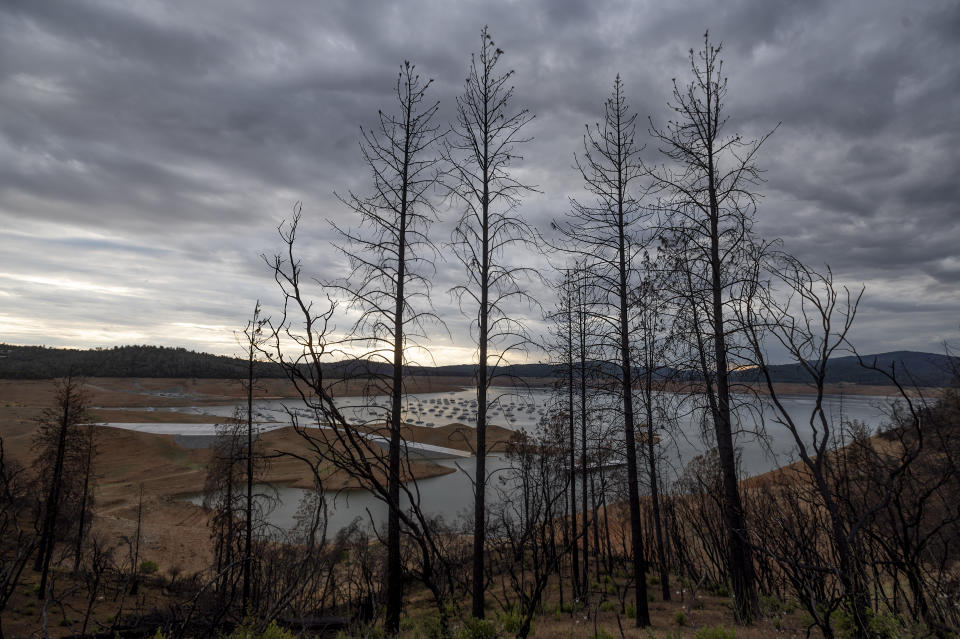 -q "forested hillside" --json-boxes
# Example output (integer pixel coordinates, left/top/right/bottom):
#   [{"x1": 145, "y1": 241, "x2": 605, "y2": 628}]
[
  {"x1": 1, "y1": 343, "x2": 956, "y2": 386},
  {"x1": 730, "y1": 350, "x2": 959, "y2": 388},
  {"x1": 0, "y1": 344, "x2": 286, "y2": 379}
]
